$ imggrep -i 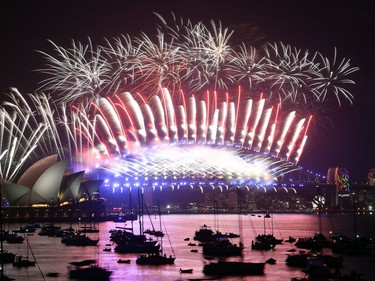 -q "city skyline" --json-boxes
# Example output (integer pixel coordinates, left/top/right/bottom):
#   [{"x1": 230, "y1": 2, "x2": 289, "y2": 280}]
[{"x1": 1, "y1": 0, "x2": 374, "y2": 181}]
